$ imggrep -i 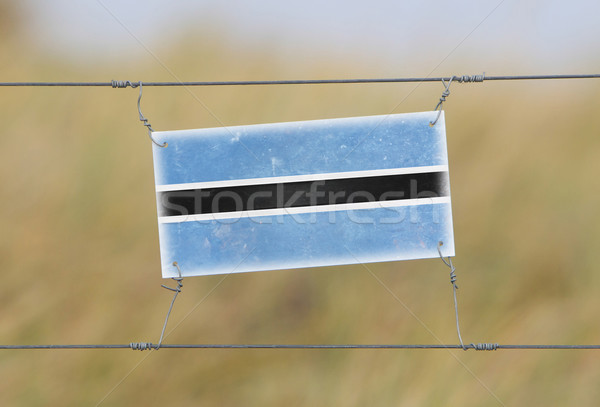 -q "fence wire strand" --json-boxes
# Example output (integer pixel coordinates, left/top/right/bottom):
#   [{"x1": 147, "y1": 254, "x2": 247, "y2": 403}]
[
  {"x1": 0, "y1": 74, "x2": 599, "y2": 87},
  {"x1": 2, "y1": 344, "x2": 600, "y2": 350}
]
